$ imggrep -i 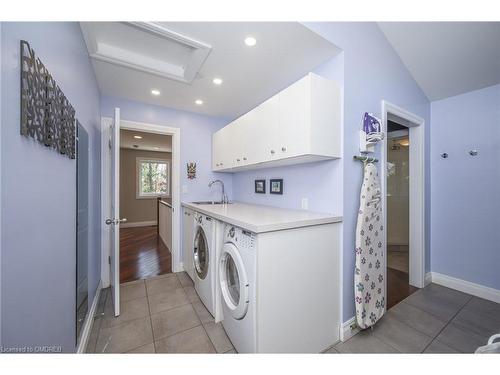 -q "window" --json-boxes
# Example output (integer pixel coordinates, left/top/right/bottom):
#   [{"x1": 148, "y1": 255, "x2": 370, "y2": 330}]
[{"x1": 136, "y1": 158, "x2": 170, "y2": 198}]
